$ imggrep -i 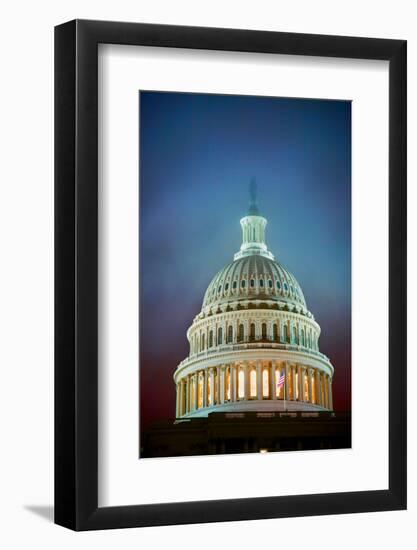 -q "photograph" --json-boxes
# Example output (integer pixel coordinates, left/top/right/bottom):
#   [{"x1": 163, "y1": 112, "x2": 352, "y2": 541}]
[
  {"x1": 139, "y1": 91, "x2": 352, "y2": 458},
  {"x1": 0, "y1": 1, "x2": 408, "y2": 542}
]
